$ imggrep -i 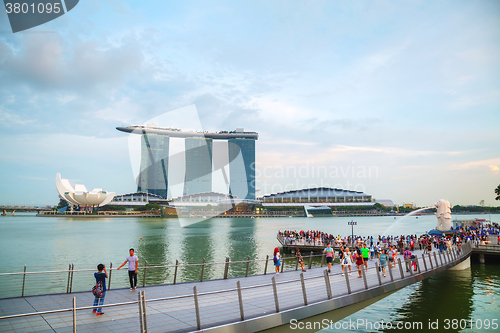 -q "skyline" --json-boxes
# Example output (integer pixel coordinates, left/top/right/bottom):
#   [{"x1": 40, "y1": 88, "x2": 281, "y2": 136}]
[{"x1": 0, "y1": 1, "x2": 499, "y2": 207}]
